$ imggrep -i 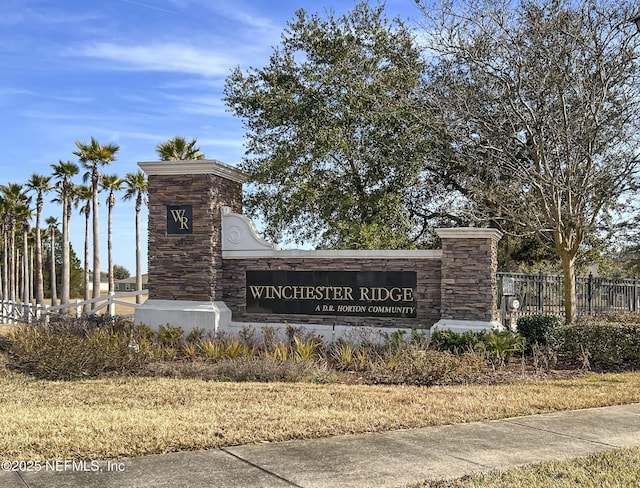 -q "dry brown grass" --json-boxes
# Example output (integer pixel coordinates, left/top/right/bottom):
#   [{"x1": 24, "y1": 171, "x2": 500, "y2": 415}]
[
  {"x1": 414, "y1": 447, "x2": 640, "y2": 487},
  {"x1": 1, "y1": 368, "x2": 639, "y2": 461}
]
